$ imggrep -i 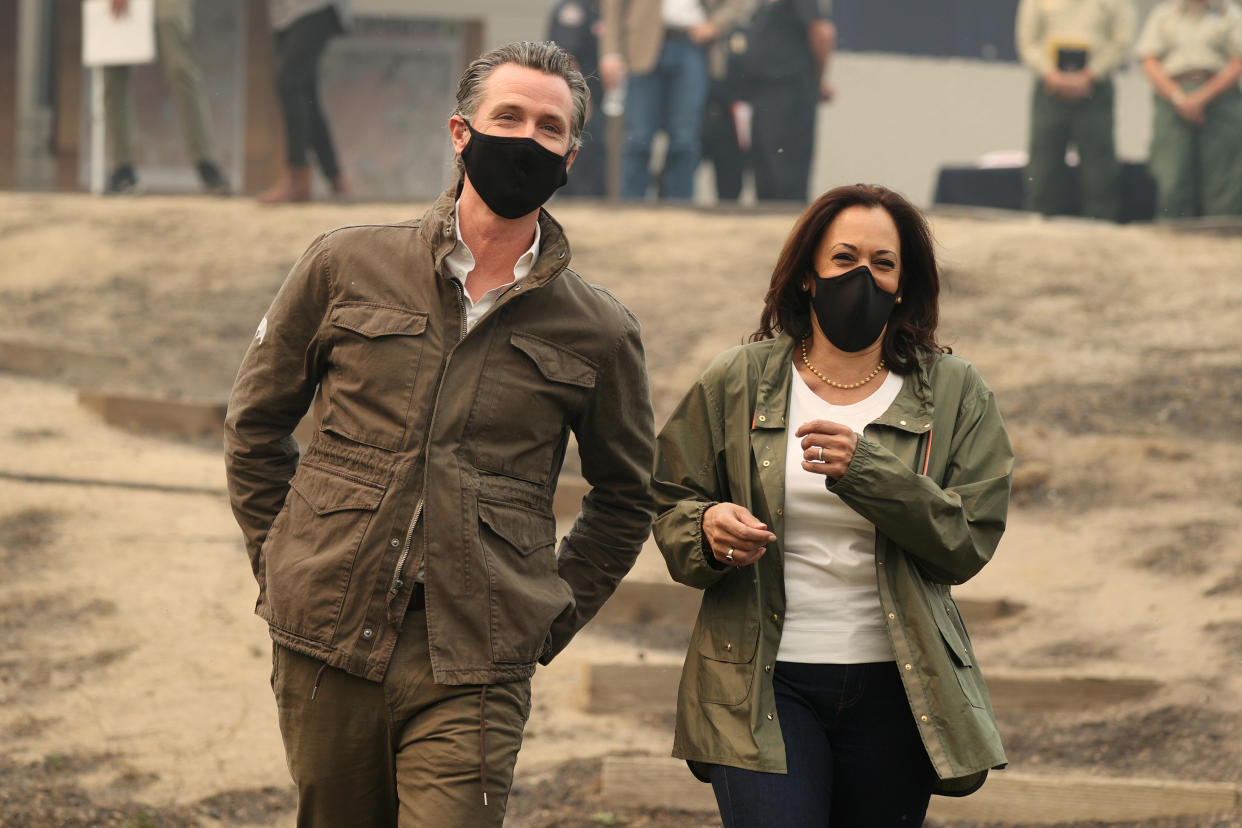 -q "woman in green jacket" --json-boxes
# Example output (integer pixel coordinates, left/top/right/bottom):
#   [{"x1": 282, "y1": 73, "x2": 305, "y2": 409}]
[{"x1": 652, "y1": 184, "x2": 1013, "y2": 826}]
